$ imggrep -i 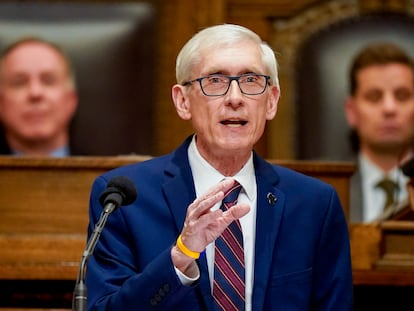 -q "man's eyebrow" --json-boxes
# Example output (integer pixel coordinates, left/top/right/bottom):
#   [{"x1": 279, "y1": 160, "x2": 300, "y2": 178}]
[{"x1": 204, "y1": 70, "x2": 260, "y2": 76}]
